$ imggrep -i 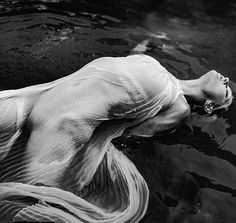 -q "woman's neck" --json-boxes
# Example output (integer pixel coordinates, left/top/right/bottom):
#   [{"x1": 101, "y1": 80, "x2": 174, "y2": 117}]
[{"x1": 179, "y1": 79, "x2": 206, "y2": 104}]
